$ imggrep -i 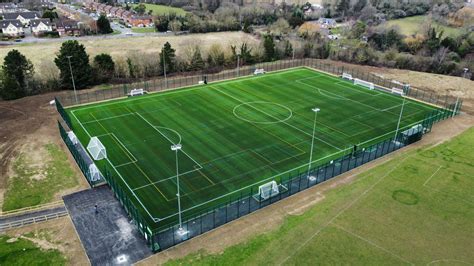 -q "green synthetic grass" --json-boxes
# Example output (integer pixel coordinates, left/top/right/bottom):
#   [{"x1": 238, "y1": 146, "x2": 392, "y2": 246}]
[
  {"x1": 131, "y1": 3, "x2": 187, "y2": 16},
  {"x1": 382, "y1": 15, "x2": 464, "y2": 37},
  {"x1": 2, "y1": 143, "x2": 78, "y2": 211},
  {"x1": 165, "y1": 127, "x2": 474, "y2": 265},
  {"x1": 0, "y1": 235, "x2": 66, "y2": 265},
  {"x1": 68, "y1": 67, "x2": 442, "y2": 230}
]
